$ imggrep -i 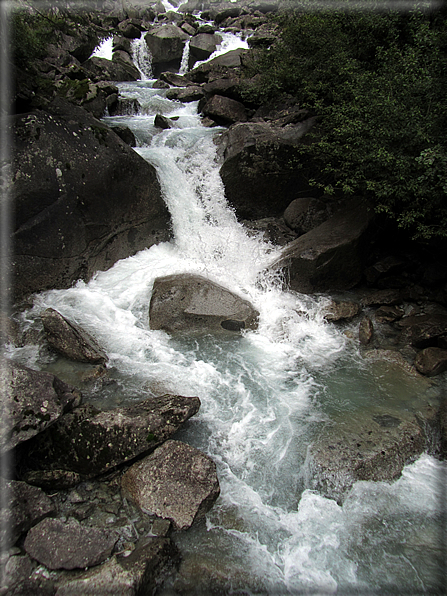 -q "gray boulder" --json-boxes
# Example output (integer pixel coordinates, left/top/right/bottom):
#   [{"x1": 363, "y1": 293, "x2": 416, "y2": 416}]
[
  {"x1": 11, "y1": 99, "x2": 171, "y2": 300},
  {"x1": 121, "y1": 440, "x2": 220, "y2": 530},
  {"x1": 201, "y1": 94, "x2": 247, "y2": 125},
  {"x1": 217, "y1": 119, "x2": 318, "y2": 219},
  {"x1": 24, "y1": 517, "x2": 117, "y2": 570},
  {"x1": 0, "y1": 479, "x2": 56, "y2": 548},
  {"x1": 283, "y1": 197, "x2": 328, "y2": 236},
  {"x1": 149, "y1": 273, "x2": 259, "y2": 333},
  {"x1": 187, "y1": 48, "x2": 246, "y2": 84},
  {"x1": 271, "y1": 199, "x2": 375, "y2": 293},
  {"x1": 41, "y1": 308, "x2": 108, "y2": 365},
  {"x1": 55, "y1": 538, "x2": 180, "y2": 596},
  {"x1": 414, "y1": 347, "x2": 447, "y2": 376},
  {"x1": 0, "y1": 360, "x2": 81, "y2": 454},
  {"x1": 323, "y1": 300, "x2": 361, "y2": 322},
  {"x1": 83, "y1": 55, "x2": 141, "y2": 81},
  {"x1": 20, "y1": 394, "x2": 201, "y2": 483},
  {"x1": 166, "y1": 86, "x2": 205, "y2": 102},
  {"x1": 397, "y1": 314, "x2": 447, "y2": 348},
  {"x1": 189, "y1": 33, "x2": 222, "y2": 63},
  {"x1": 144, "y1": 24, "x2": 189, "y2": 71}
]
